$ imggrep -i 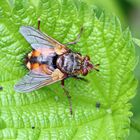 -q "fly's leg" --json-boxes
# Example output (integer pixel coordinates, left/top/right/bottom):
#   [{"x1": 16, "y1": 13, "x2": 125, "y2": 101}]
[
  {"x1": 71, "y1": 75, "x2": 88, "y2": 82},
  {"x1": 38, "y1": 18, "x2": 41, "y2": 30},
  {"x1": 66, "y1": 27, "x2": 84, "y2": 45},
  {"x1": 61, "y1": 80, "x2": 73, "y2": 115}
]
